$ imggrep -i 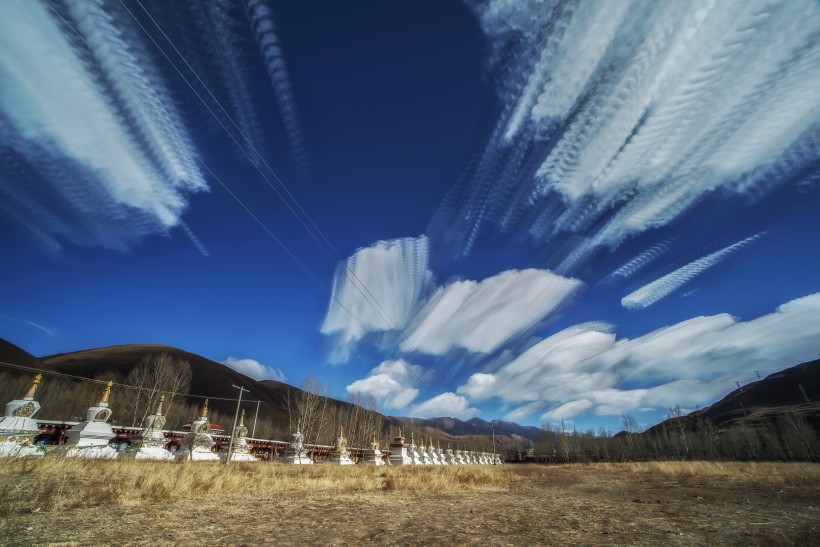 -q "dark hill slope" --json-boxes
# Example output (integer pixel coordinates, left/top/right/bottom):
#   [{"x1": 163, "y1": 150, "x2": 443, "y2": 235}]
[
  {"x1": 646, "y1": 359, "x2": 820, "y2": 435},
  {"x1": 0, "y1": 338, "x2": 45, "y2": 369}
]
